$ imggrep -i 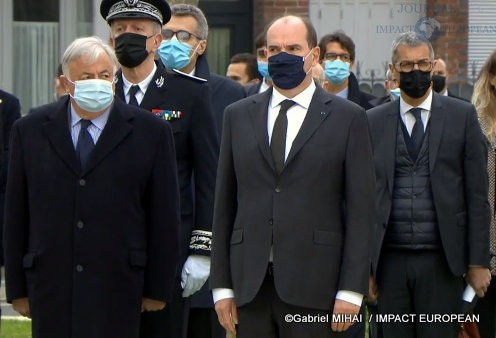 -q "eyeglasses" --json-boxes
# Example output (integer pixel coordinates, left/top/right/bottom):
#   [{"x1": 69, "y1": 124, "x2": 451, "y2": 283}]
[
  {"x1": 395, "y1": 60, "x2": 434, "y2": 72},
  {"x1": 324, "y1": 52, "x2": 351, "y2": 62},
  {"x1": 162, "y1": 29, "x2": 200, "y2": 42}
]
